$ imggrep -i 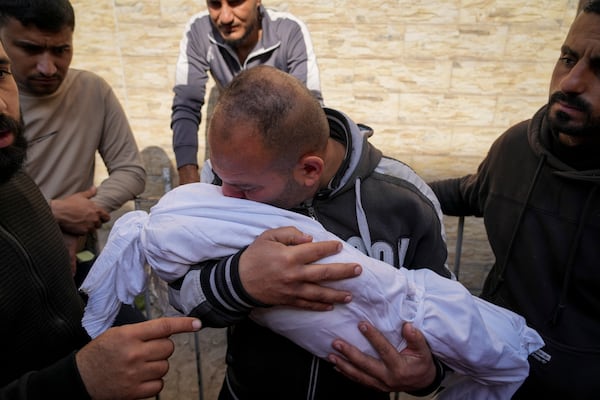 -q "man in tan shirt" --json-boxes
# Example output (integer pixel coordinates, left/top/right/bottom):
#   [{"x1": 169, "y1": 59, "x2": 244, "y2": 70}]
[{"x1": 0, "y1": 0, "x2": 146, "y2": 287}]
